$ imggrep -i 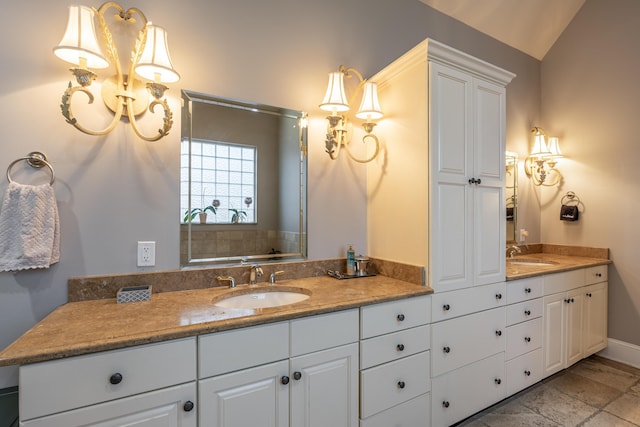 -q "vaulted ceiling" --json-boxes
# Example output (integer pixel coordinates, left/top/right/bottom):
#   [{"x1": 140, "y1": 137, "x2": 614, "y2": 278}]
[{"x1": 420, "y1": 0, "x2": 586, "y2": 60}]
